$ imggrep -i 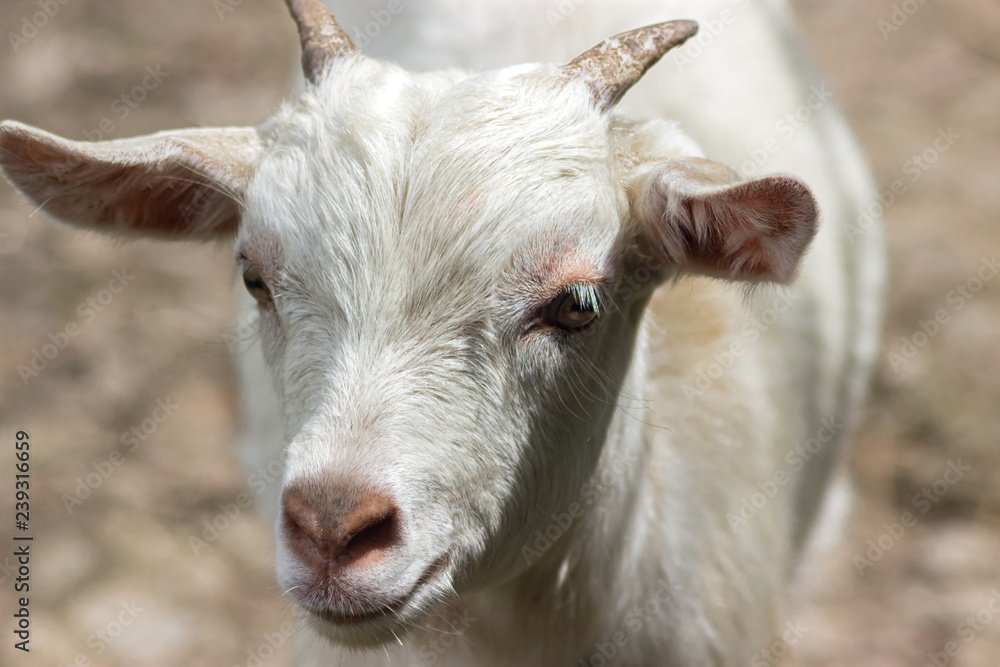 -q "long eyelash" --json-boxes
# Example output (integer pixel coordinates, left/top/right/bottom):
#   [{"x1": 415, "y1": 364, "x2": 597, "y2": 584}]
[{"x1": 566, "y1": 283, "x2": 601, "y2": 314}]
